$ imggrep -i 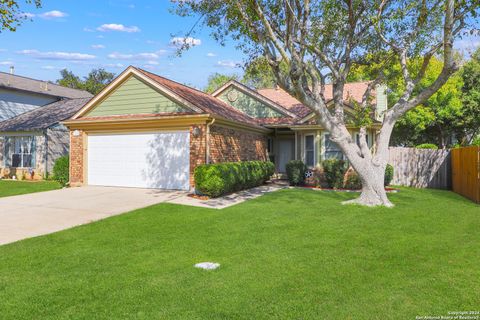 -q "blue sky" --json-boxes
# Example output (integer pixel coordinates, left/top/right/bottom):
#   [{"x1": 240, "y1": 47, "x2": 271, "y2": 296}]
[
  {"x1": 0, "y1": 0, "x2": 244, "y2": 88},
  {"x1": 0, "y1": 1, "x2": 478, "y2": 89}
]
